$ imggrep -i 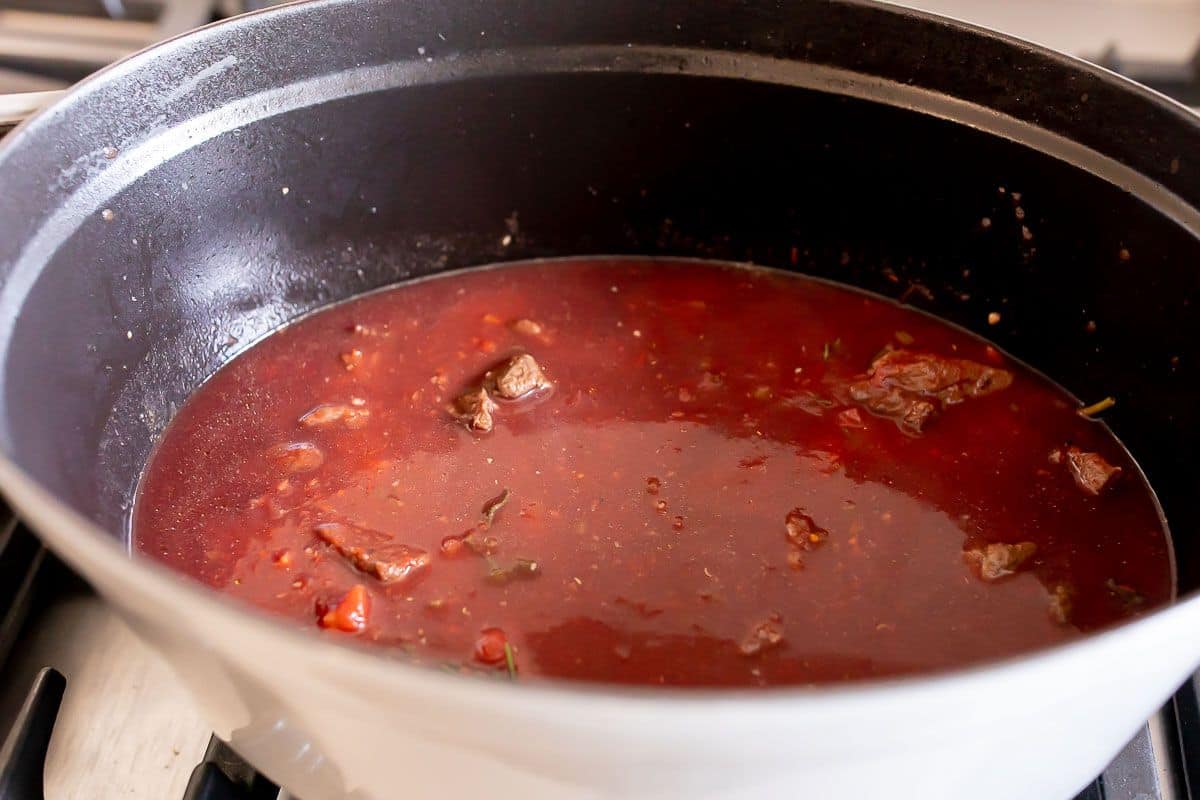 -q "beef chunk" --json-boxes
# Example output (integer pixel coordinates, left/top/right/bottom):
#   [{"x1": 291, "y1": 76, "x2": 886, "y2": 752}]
[
  {"x1": 782, "y1": 390, "x2": 833, "y2": 417},
  {"x1": 836, "y1": 407, "x2": 866, "y2": 428},
  {"x1": 314, "y1": 522, "x2": 430, "y2": 584},
  {"x1": 454, "y1": 387, "x2": 497, "y2": 432},
  {"x1": 848, "y1": 349, "x2": 1012, "y2": 434},
  {"x1": 1065, "y1": 447, "x2": 1122, "y2": 495},
  {"x1": 299, "y1": 403, "x2": 370, "y2": 430},
  {"x1": 869, "y1": 348, "x2": 1013, "y2": 401},
  {"x1": 900, "y1": 399, "x2": 938, "y2": 432},
  {"x1": 451, "y1": 355, "x2": 548, "y2": 430},
  {"x1": 493, "y1": 353, "x2": 551, "y2": 399},
  {"x1": 785, "y1": 508, "x2": 828, "y2": 551},
  {"x1": 965, "y1": 541, "x2": 1037, "y2": 581}
]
